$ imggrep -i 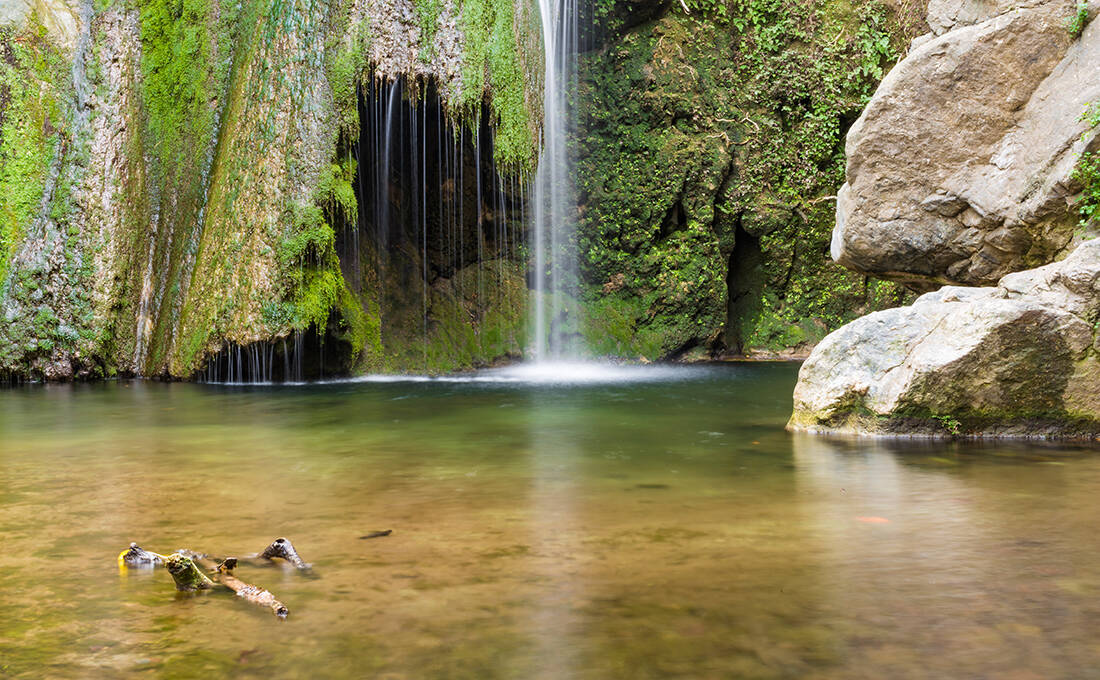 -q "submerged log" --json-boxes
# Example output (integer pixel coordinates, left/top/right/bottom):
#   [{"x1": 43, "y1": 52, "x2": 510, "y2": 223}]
[
  {"x1": 118, "y1": 542, "x2": 167, "y2": 568},
  {"x1": 161, "y1": 538, "x2": 314, "y2": 570},
  {"x1": 359, "y1": 530, "x2": 392, "y2": 540},
  {"x1": 165, "y1": 553, "x2": 215, "y2": 591},
  {"x1": 259, "y1": 537, "x2": 311, "y2": 570}
]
